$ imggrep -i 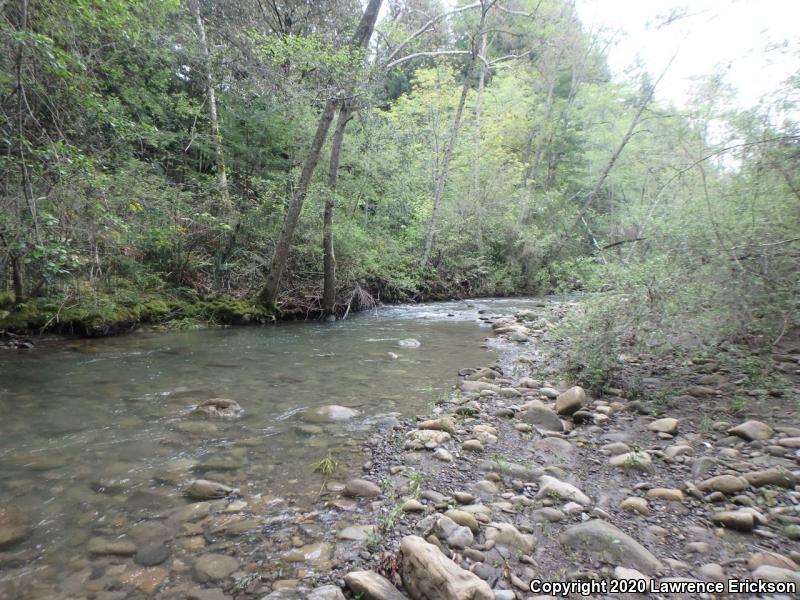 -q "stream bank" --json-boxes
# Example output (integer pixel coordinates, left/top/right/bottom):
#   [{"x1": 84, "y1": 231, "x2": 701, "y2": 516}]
[{"x1": 297, "y1": 301, "x2": 800, "y2": 599}]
